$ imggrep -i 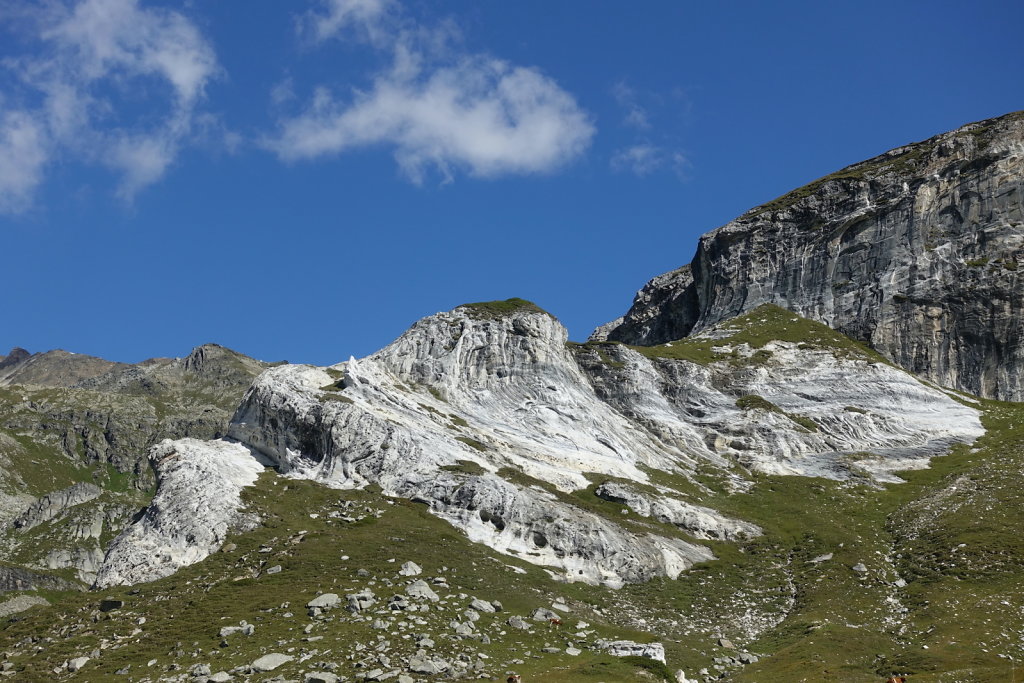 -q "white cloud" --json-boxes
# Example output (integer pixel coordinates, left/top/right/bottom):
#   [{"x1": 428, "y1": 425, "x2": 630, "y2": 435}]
[
  {"x1": 612, "y1": 81, "x2": 650, "y2": 130},
  {"x1": 46, "y1": 0, "x2": 217, "y2": 105},
  {"x1": 611, "y1": 144, "x2": 688, "y2": 178},
  {"x1": 0, "y1": 110, "x2": 48, "y2": 213},
  {"x1": 0, "y1": 0, "x2": 219, "y2": 213},
  {"x1": 304, "y1": 0, "x2": 394, "y2": 44},
  {"x1": 272, "y1": 1, "x2": 594, "y2": 182}
]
